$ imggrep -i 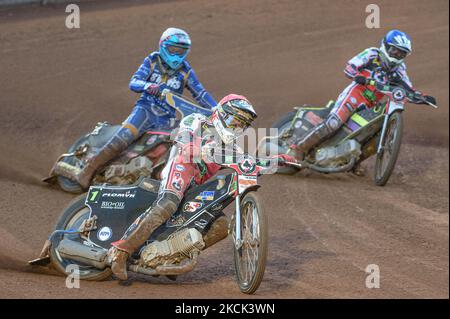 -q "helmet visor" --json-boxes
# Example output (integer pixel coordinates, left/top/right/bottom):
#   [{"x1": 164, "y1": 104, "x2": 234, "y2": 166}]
[
  {"x1": 166, "y1": 45, "x2": 188, "y2": 56},
  {"x1": 221, "y1": 112, "x2": 249, "y2": 131},
  {"x1": 387, "y1": 46, "x2": 409, "y2": 60}
]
